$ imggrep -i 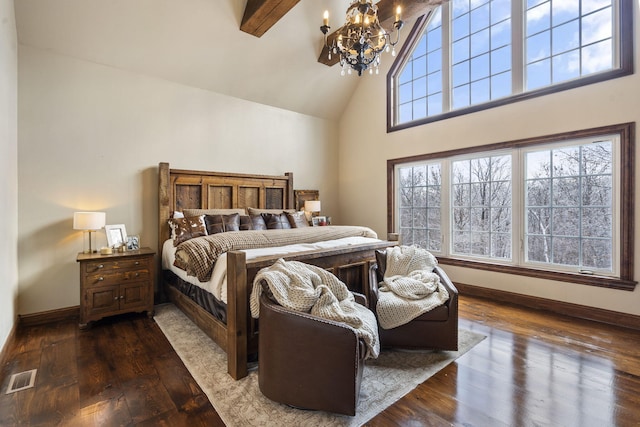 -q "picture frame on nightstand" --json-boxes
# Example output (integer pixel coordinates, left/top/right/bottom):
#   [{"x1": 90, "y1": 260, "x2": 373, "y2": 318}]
[
  {"x1": 312, "y1": 216, "x2": 327, "y2": 226},
  {"x1": 105, "y1": 224, "x2": 127, "y2": 248},
  {"x1": 127, "y1": 235, "x2": 140, "y2": 250}
]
